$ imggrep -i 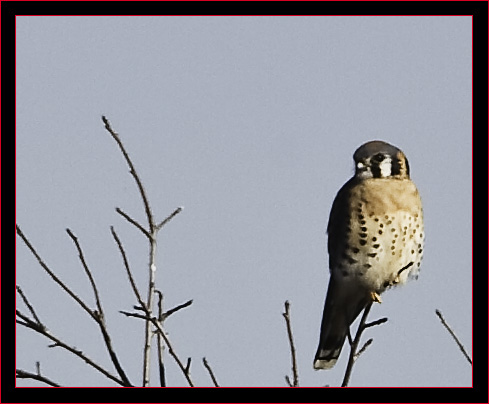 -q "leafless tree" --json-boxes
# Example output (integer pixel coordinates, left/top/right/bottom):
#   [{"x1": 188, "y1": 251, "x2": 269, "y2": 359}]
[
  {"x1": 16, "y1": 116, "x2": 218, "y2": 387},
  {"x1": 16, "y1": 117, "x2": 470, "y2": 387}
]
